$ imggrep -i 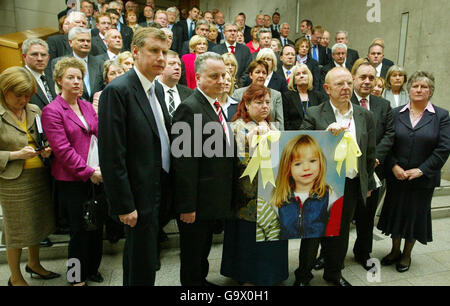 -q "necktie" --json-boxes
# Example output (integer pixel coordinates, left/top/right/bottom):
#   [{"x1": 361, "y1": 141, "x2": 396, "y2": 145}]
[
  {"x1": 40, "y1": 75, "x2": 54, "y2": 102},
  {"x1": 229, "y1": 46, "x2": 235, "y2": 54},
  {"x1": 83, "y1": 58, "x2": 91, "y2": 97},
  {"x1": 214, "y1": 100, "x2": 229, "y2": 143},
  {"x1": 312, "y1": 46, "x2": 318, "y2": 61},
  {"x1": 284, "y1": 38, "x2": 288, "y2": 46},
  {"x1": 148, "y1": 86, "x2": 170, "y2": 172},
  {"x1": 285, "y1": 70, "x2": 291, "y2": 84},
  {"x1": 189, "y1": 21, "x2": 195, "y2": 38},
  {"x1": 167, "y1": 89, "x2": 176, "y2": 117},
  {"x1": 360, "y1": 98, "x2": 368, "y2": 109}
]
